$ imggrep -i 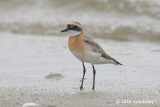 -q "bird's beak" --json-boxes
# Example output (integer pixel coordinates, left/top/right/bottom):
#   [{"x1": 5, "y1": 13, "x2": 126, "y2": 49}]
[{"x1": 61, "y1": 28, "x2": 69, "y2": 32}]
